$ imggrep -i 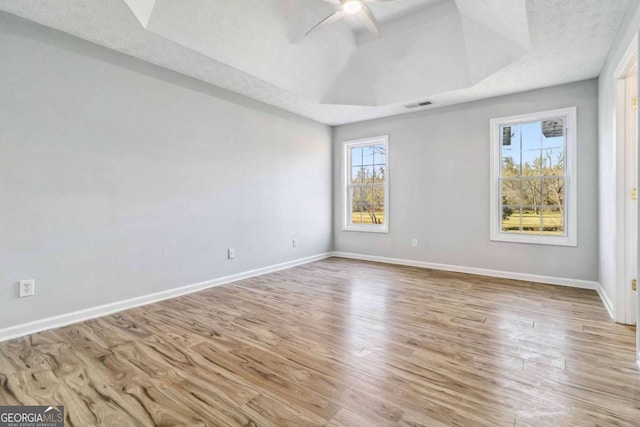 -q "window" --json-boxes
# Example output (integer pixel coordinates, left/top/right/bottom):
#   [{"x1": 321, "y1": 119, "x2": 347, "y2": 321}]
[
  {"x1": 490, "y1": 107, "x2": 577, "y2": 246},
  {"x1": 343, "y1": 136, "x2": 389, "y2": 233}
]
